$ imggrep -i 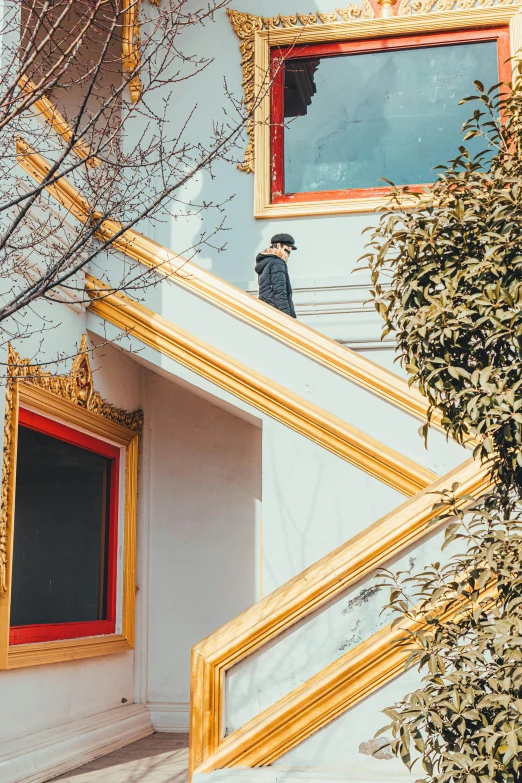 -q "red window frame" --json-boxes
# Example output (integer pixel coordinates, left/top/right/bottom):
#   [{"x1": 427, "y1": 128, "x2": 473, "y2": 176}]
[
  {"x1": 270, "y1": 26, "x2": 511, "y2": 204},
  {"x1": 10, "y1": 408, "x2": 120, "y2": 645}
]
